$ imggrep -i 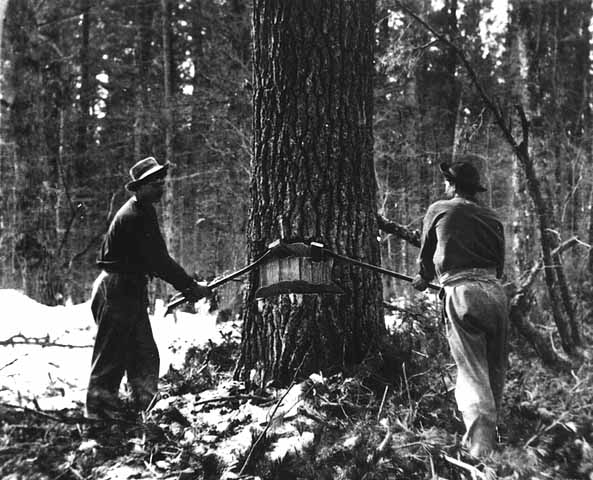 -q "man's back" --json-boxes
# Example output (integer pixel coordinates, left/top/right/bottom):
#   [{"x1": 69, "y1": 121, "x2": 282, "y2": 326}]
[
  {"x1": 97, "y1": 197, "x2": 154, "y2": 273},
  {"x1": 419, "y1": 197, "x2": 505, "y2": 281}
]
